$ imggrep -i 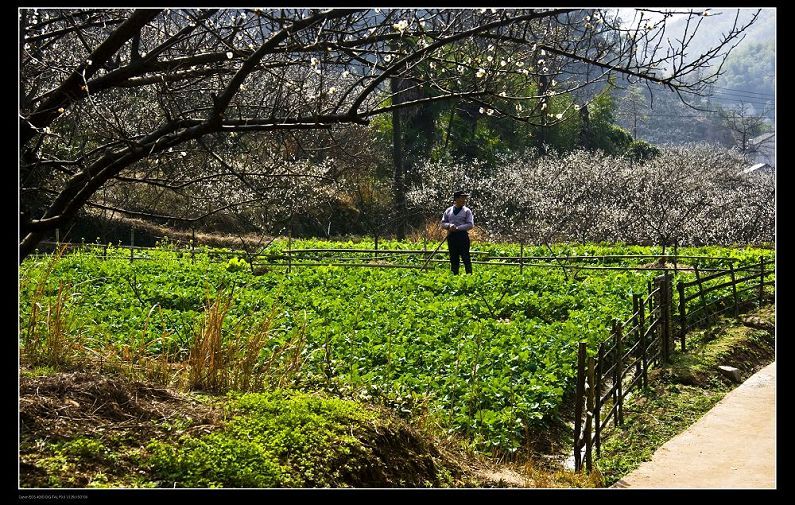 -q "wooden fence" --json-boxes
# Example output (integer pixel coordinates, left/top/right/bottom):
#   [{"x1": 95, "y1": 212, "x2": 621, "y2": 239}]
[
  {"x1": 572, "y1": 259, "x2": 775, "y2": 472},
  {"x1": 34, "y1": 240, "x2": 742, "y2": 274}
]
